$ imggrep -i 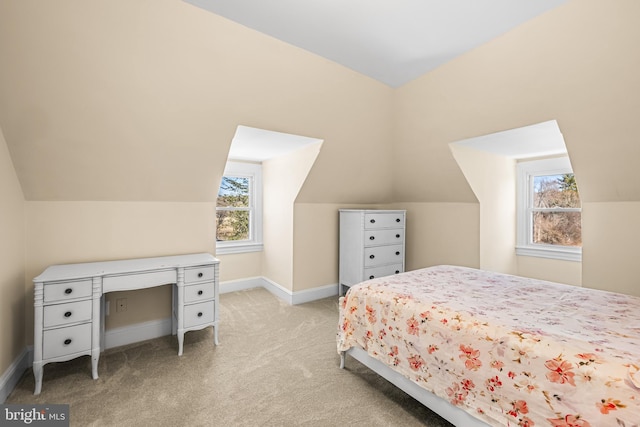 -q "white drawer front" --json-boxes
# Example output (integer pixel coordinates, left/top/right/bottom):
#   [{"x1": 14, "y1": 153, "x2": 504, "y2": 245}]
[
  {"x1": 364, "y1": 213, "x2": 405, "y2": 229},
  {"x1": 43, "y1": 323, "x2": 92, "y2": 360},
  {"x1": 364, "y1": 229, "x2": 404, "y2": 246},
  {"x1": 44, "y1": 280, "x2": 92, "y2": 303},
  {"x1": 364, "y1": 245, "x2": 404, "y2": 267},
  {"x1": 184, "y1": 301, "x2": 214, "y2": 328},
  {"x1": 44, "y1": 300, "x2": 92, "y2": 328},
  {"x1": 184, "y1": 266, "x2": 215, "y2": 284},
  {"x1": 364, "y1": 264, "x2": 403, "y2": 281},
  {"x1": 103, "y1": 269, "x2": 177, "y2": 292},
  {"x1": 184, "y1": 282, "x2": 215, "y2": 303}
]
